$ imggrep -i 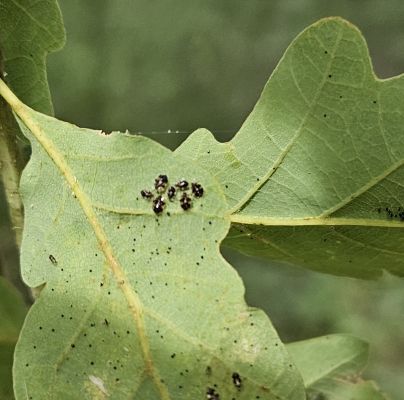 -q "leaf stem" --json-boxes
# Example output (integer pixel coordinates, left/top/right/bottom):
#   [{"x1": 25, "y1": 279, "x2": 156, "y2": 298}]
[
  {"x1": 0, "y1": 99, "x2": 24, "y2": 248},
  {"x1": 0, "y1": 69, "x2": 34, "y2": 301}
]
